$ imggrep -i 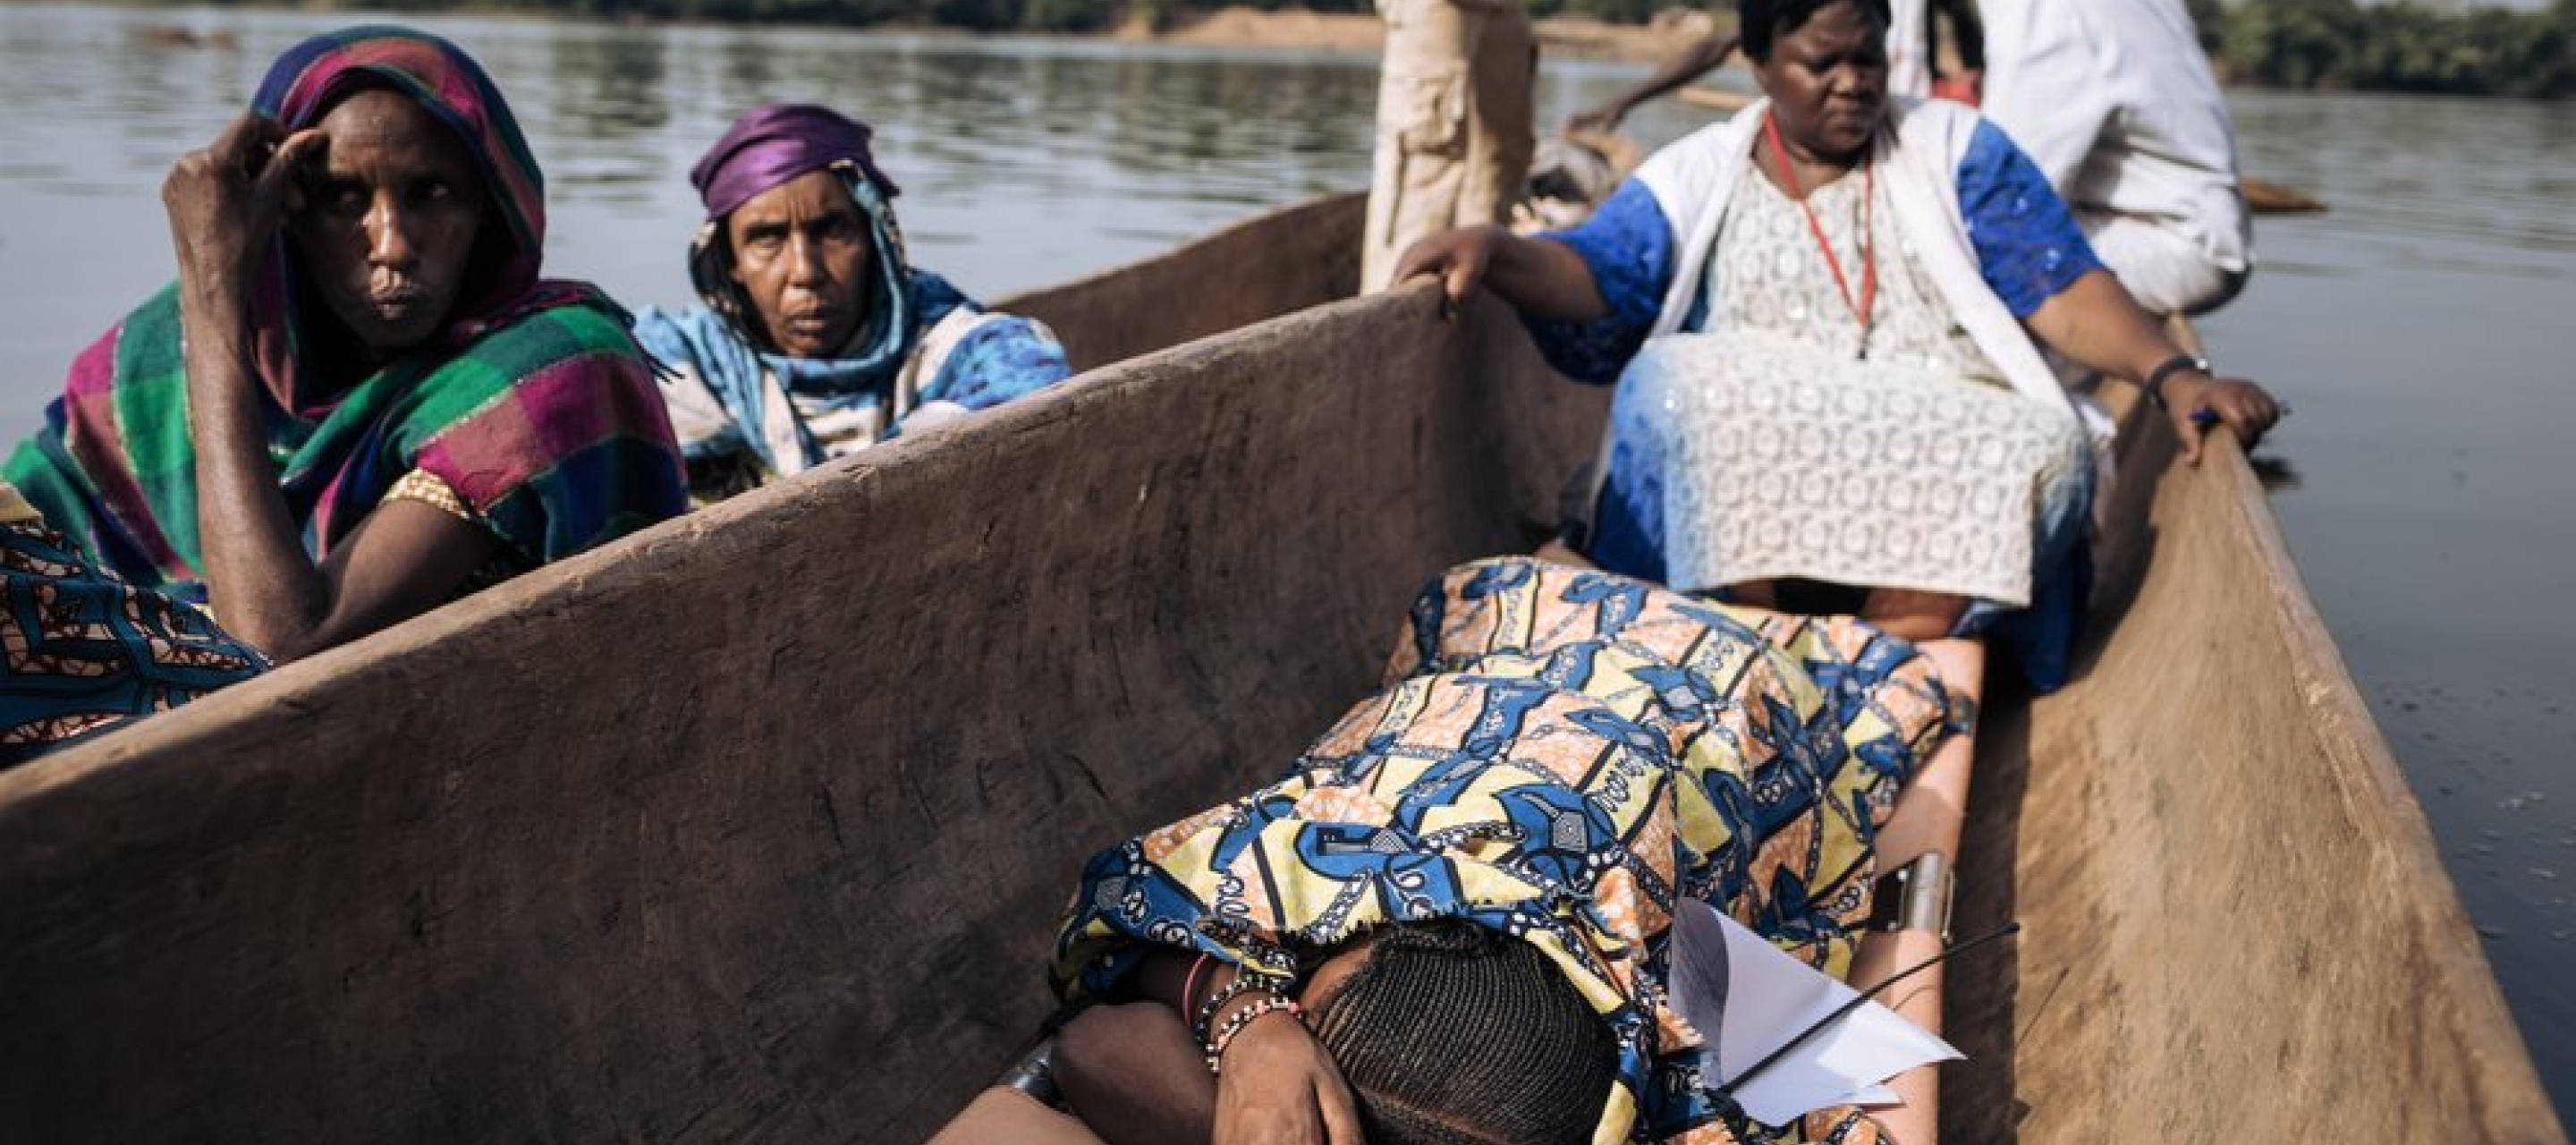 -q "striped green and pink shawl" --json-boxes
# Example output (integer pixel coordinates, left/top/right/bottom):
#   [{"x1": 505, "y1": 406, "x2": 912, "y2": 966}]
[{"x1": 1, "y1": 27, "x2": 684, "y2": 602}]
